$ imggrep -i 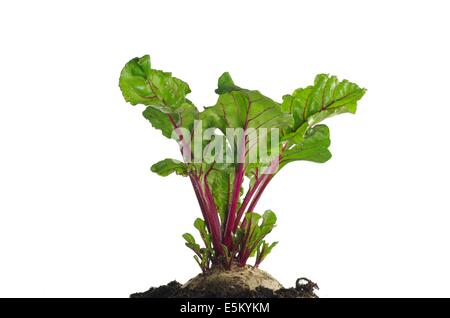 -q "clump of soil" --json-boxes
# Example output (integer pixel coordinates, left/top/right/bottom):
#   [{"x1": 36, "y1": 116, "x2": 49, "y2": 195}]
[{"x1": 131, "y1": 266, "x2": 318, "y2": 298}]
